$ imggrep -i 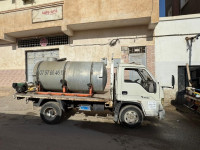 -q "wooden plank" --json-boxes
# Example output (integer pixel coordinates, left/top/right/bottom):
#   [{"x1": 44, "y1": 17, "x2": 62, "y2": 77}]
[
  {"x1": 186, "y1": 63, "x2": 192, "y2": 87},
  {"x1": 184, "y1": 94, "x2": 200, "y2": 102}
]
